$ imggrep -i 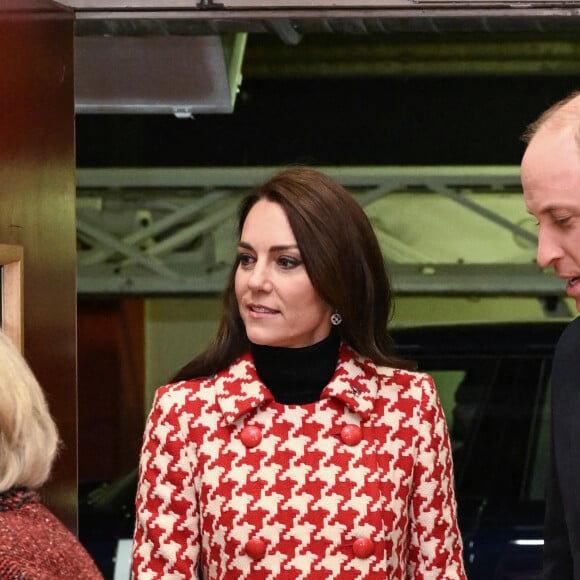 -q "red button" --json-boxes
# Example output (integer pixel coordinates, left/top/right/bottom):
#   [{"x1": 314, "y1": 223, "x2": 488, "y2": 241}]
[
  {"x1": 240, "y1": 425, "x2": 262, "y2": 448},
  {"x1": 245, "y1": 538, "x2": 267, "y2": 560},
  {"x1": 353, "y1": 536, "x2": 374, "y2": 559},
  {"x1": 340, "y1": 424, "x2": 362, "y2": 446}
]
